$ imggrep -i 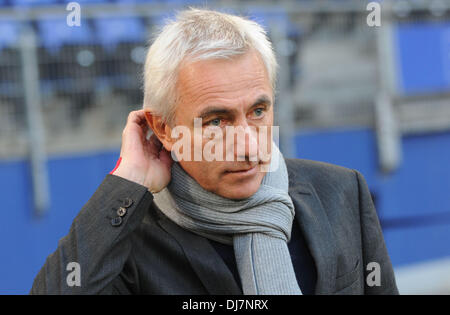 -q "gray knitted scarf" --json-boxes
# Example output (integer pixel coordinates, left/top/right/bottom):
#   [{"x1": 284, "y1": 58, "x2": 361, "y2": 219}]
[{"x1": 153, "y1": 145, "x2": 302, "y2": 295}]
